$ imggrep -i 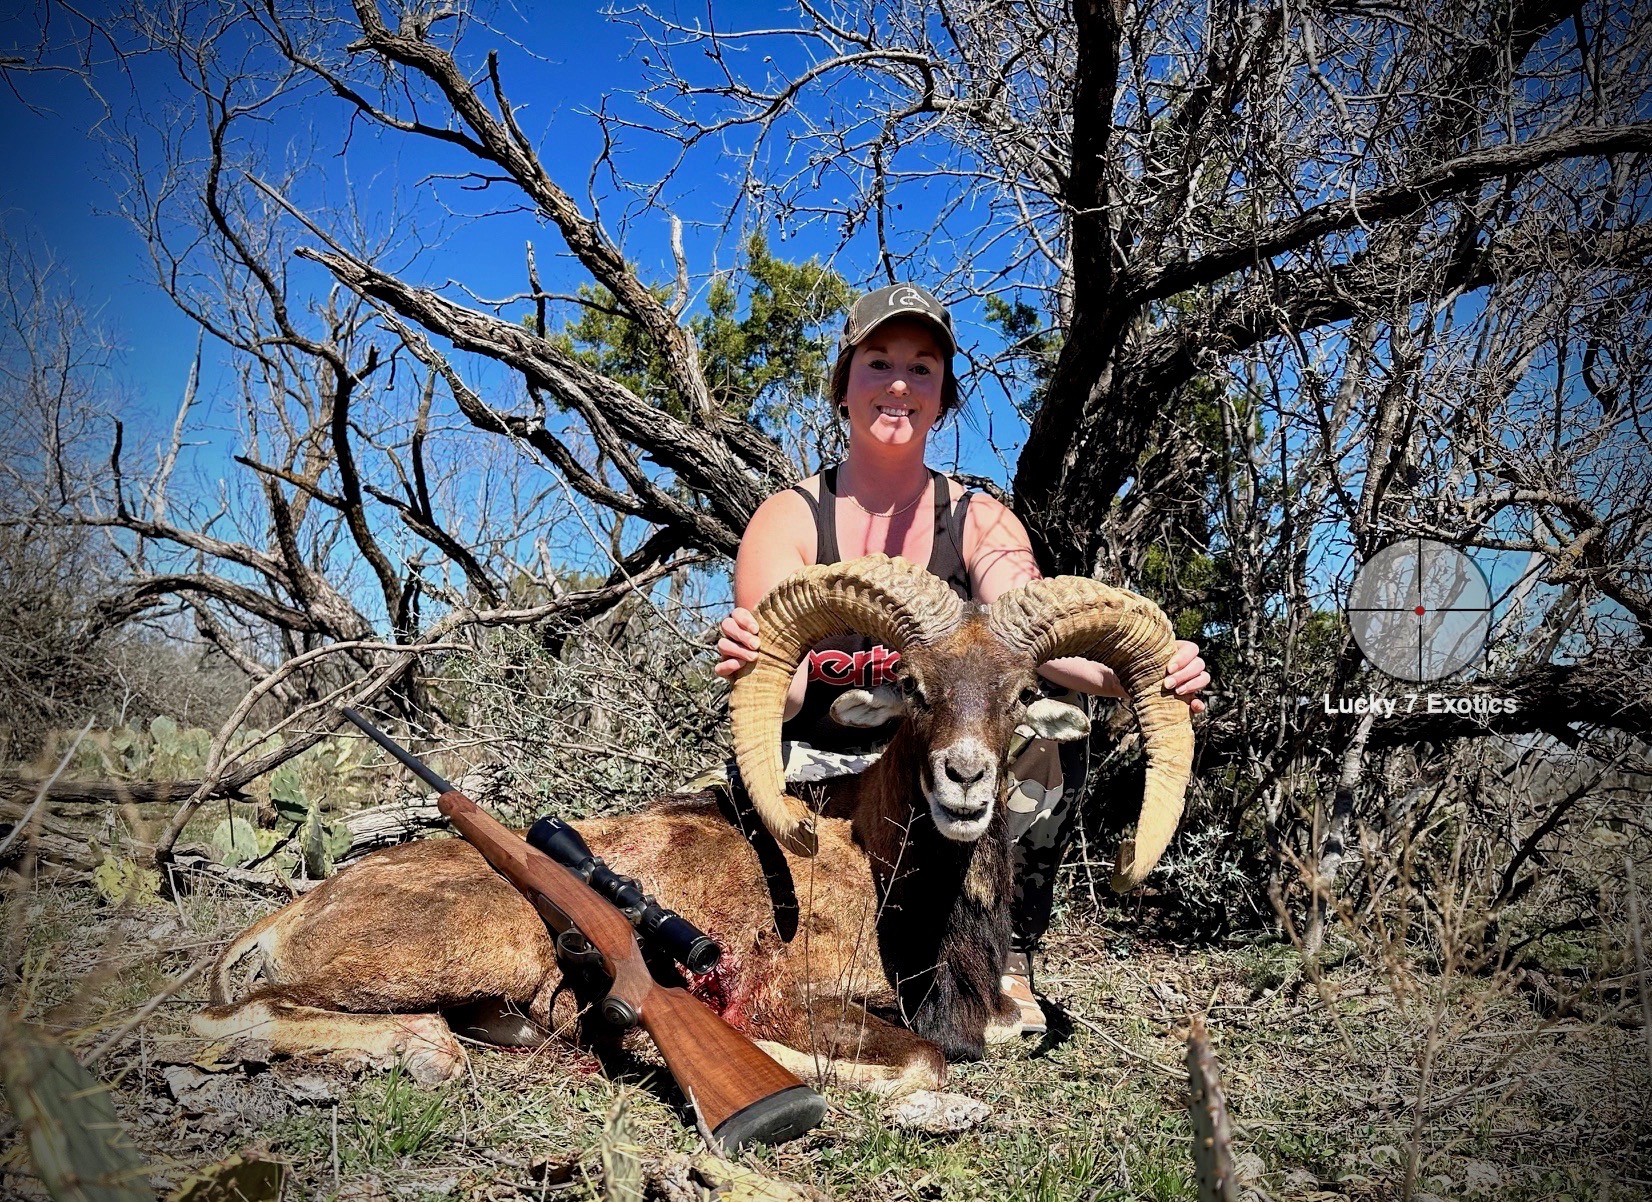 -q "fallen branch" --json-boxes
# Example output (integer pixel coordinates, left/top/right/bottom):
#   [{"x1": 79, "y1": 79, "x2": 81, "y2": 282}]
[
  {"x1": 0, "y1": 779, "x2": 230, "y2": 808},
  {"x1": 0, "y1": 720, "x2": 90, "y2": 862},
  {"x1": 0, "y1": 800, "x2": 101, "y2": 873},
  {"x1": 335, "y1": 792, "x2": 446, "y2": 860},
  {"x1": 166, "y1": 848, "x2": 319, "y2": 899}
]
